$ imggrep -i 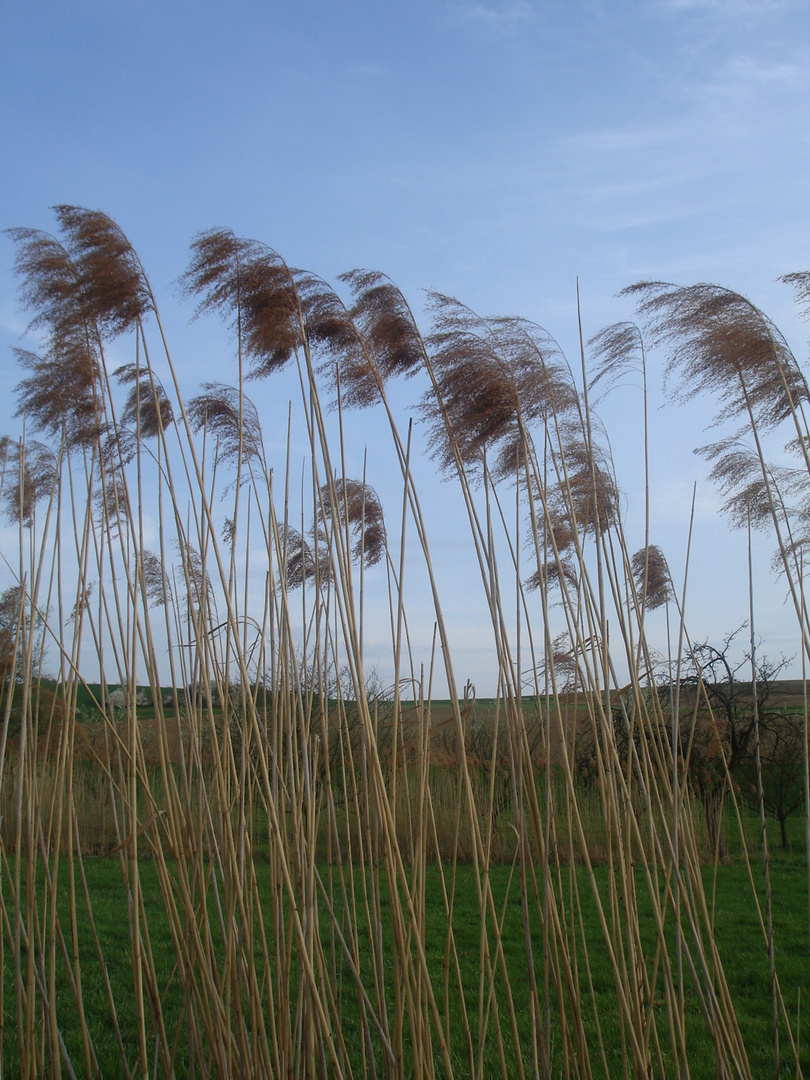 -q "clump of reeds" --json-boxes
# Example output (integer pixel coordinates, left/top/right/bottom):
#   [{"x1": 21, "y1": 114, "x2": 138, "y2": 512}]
[{"x1": 0, "y1": 207, "x2": 805, "y2": 1078}]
